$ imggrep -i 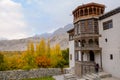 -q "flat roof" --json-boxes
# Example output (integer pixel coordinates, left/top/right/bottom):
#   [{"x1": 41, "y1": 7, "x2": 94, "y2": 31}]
[
  {"x1": 99, "y1": 7, "x2": 120, "y2": 20},
  {"x1": 67, "y1": 28, "x2": 74, "y2": 33}
]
